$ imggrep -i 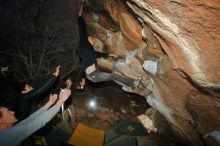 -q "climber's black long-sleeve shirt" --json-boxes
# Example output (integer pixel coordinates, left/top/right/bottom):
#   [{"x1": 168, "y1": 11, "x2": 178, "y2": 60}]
[
  {"x1": 14, "y1": 75, "x2": 57, "y2": 121},
  {"x1": 77, "y1": 16, "x2": 109, "y2": 78}
]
